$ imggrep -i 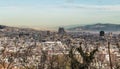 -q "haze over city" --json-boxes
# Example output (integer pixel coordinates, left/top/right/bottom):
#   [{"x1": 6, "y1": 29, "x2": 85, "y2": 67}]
[{"x1": 0, "y1": 0, "x2": 120, "y2": 28}]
